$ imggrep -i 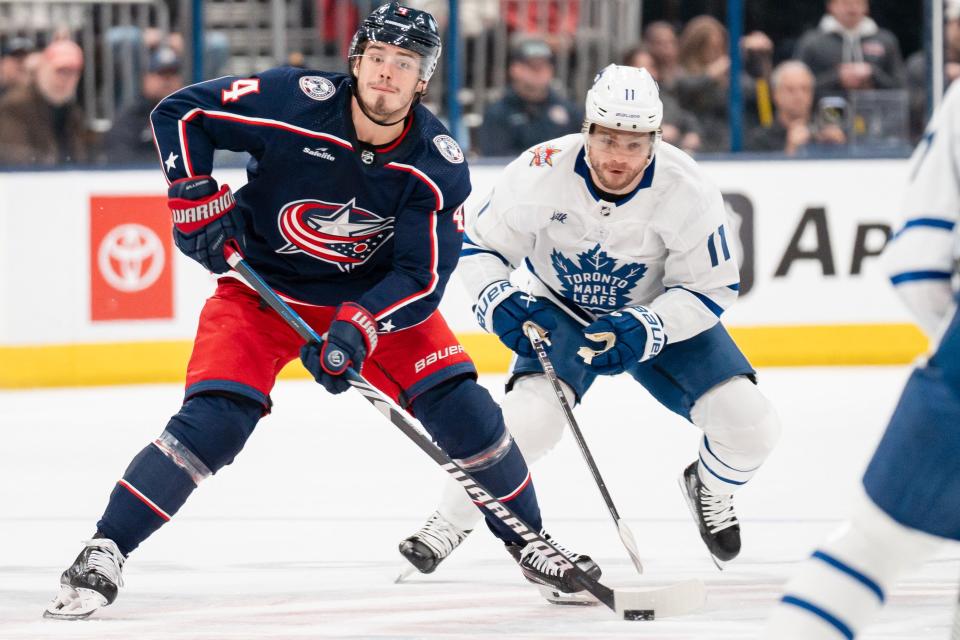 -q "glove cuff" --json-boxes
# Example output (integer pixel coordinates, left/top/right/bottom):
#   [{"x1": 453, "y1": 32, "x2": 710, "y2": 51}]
[
  {"x1": 622, "y1": 306, "x2": 667, "y2": 362},
  {"x1": 170, "y1": 183, "x2": 236, "y2": 234},
  {"x1": 334, "y1": 302, "x2": 379, "y2": 355},
  {"x1": 474, "y1": 280, "x2": 519, "y2": 333}
]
